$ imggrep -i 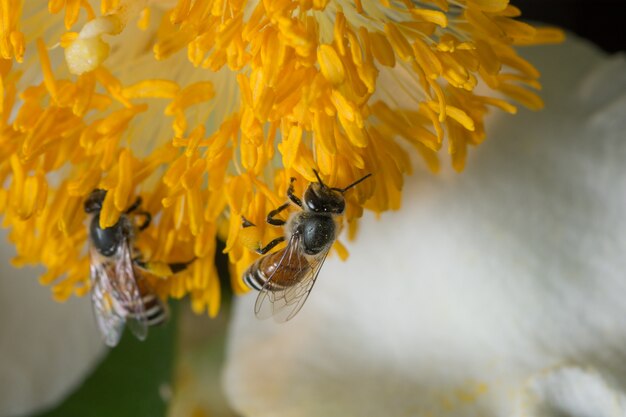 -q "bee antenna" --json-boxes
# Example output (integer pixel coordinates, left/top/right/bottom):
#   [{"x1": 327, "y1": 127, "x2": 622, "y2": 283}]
[
  {"x1": 312, "y1": 169, "x2": 327, "y2": 188},
  {"x1": 337, "y1": 173, "x2": 372, "y2": 193}
]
